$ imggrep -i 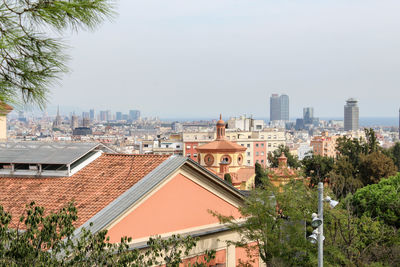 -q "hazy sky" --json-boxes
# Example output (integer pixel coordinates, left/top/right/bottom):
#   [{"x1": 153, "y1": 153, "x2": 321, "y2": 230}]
[{"x1": 50, "y1": 0, "x2": 400, "y2": 118}]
